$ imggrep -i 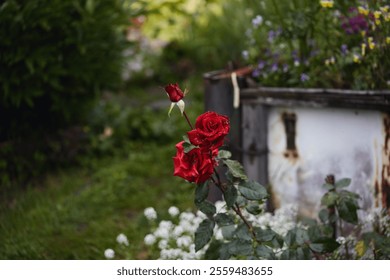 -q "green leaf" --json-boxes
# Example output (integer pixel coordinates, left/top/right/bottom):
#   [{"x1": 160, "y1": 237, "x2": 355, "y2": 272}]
[
  {"x1": 318, "y1": 209, "x2": 329, "y2": 223},
  {"x1": 214, "y1": 213, "x2": 234, "y2": 227},
  {"x1": 337, "y1": 197, "x2": 358, "y2": 224},
  {"x1": 296, "y1": 247, "x2": 311, "y2": 260},
  {"x1": 195, "y1": 182, "x2": 209, "y2": 204},
  {"x1": 281, "y1": 249, "x2": 298, "y2": 260},
  {"x1": 307, "y1": 226, "x2": 321, "y2": 242},
  {"x1": 238, "y1": 180, "x2": 268, "y2": 201},
  {"x1": 335, "y1": 178, "x2": 351, "y2": 189},
  {"x1": 223, "y1": 184, "x2": 238, "y2": 208},
  {"x1": 309, "y1": 238, "x2": 340, "y2": 253},
  {"x1": 183, "y1": 141, "x2": 197, "y2": 153},
  {"x1": 321, "y1": 191, "x2": 338, "y2": 207},
  {"x1": 221, "y1": 225, "x2": 236, "y2": 239},
  {"x1": 196, "y1": 200, "x2": 216, "y2": 216},
  {"x1": 235, "y1": 223, "x2": 252, "y2": 241},
  {"x1": 246, "y1": 203, "x2": 263, "y2": 215},
  {"x1": 284, "y1": 229, "x2": 296, "y2": 247},
  {"x1": 218, "y1": 149, "x2": 232, "y2": 159},
  {"x1": 224, "y1": 159, "x2": 247, "y2": 180},
  {"x1": 256, "y1": 245, "x2": 275, "y2": 259},
  {"x1": 228, "y1": 239, "x2": 253, "y2": 256},
  {"x1": 254, "y1": 227, "x2": 277, "y2": 242},
  {"x1": 295, "y1": 228, "x2": 309, "y2": 246},
  {"x1": 322, "y1": 183, "x2": 335, "y2": 191},
  {"x1": 195, "y1": 219, "x2": 215, "y2": 251}
]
